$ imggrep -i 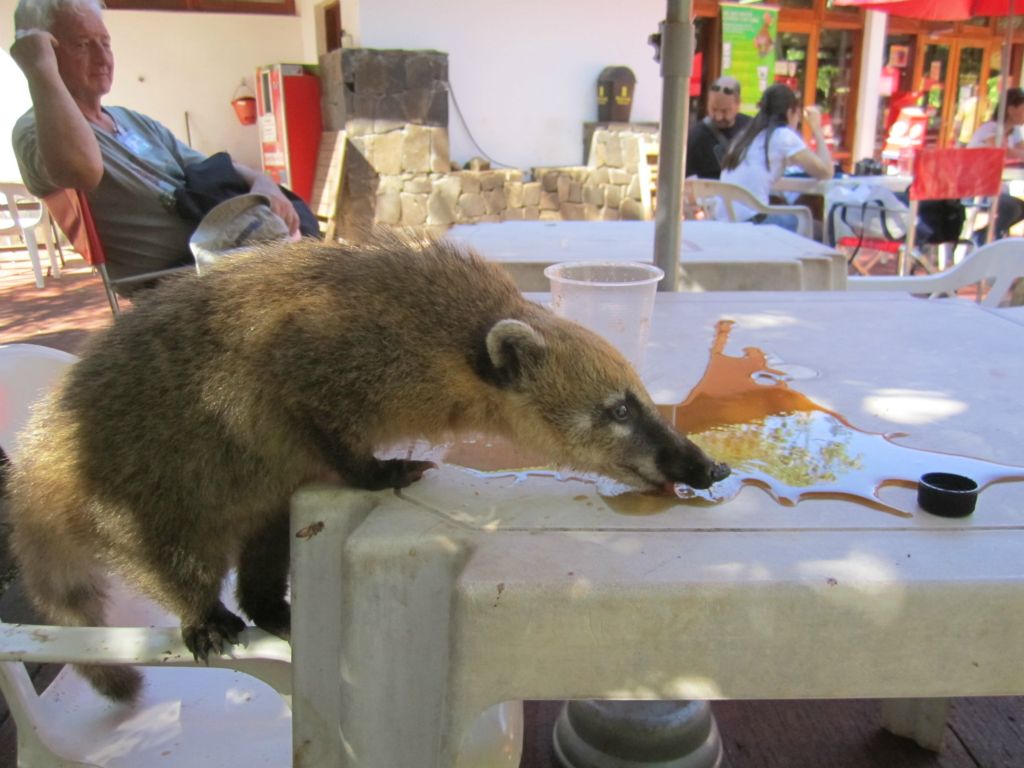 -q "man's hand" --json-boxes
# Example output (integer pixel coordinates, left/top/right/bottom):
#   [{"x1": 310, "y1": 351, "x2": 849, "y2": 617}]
[
  {"x1": 231, "y1": 162, "x2": 303, "y2": 235},
  {"x1": 249, "y1": 174, "x2": 300, "y2": 235},
  {"x1": 10, "y1": 29, "x2": 61, "y2": 78}
]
